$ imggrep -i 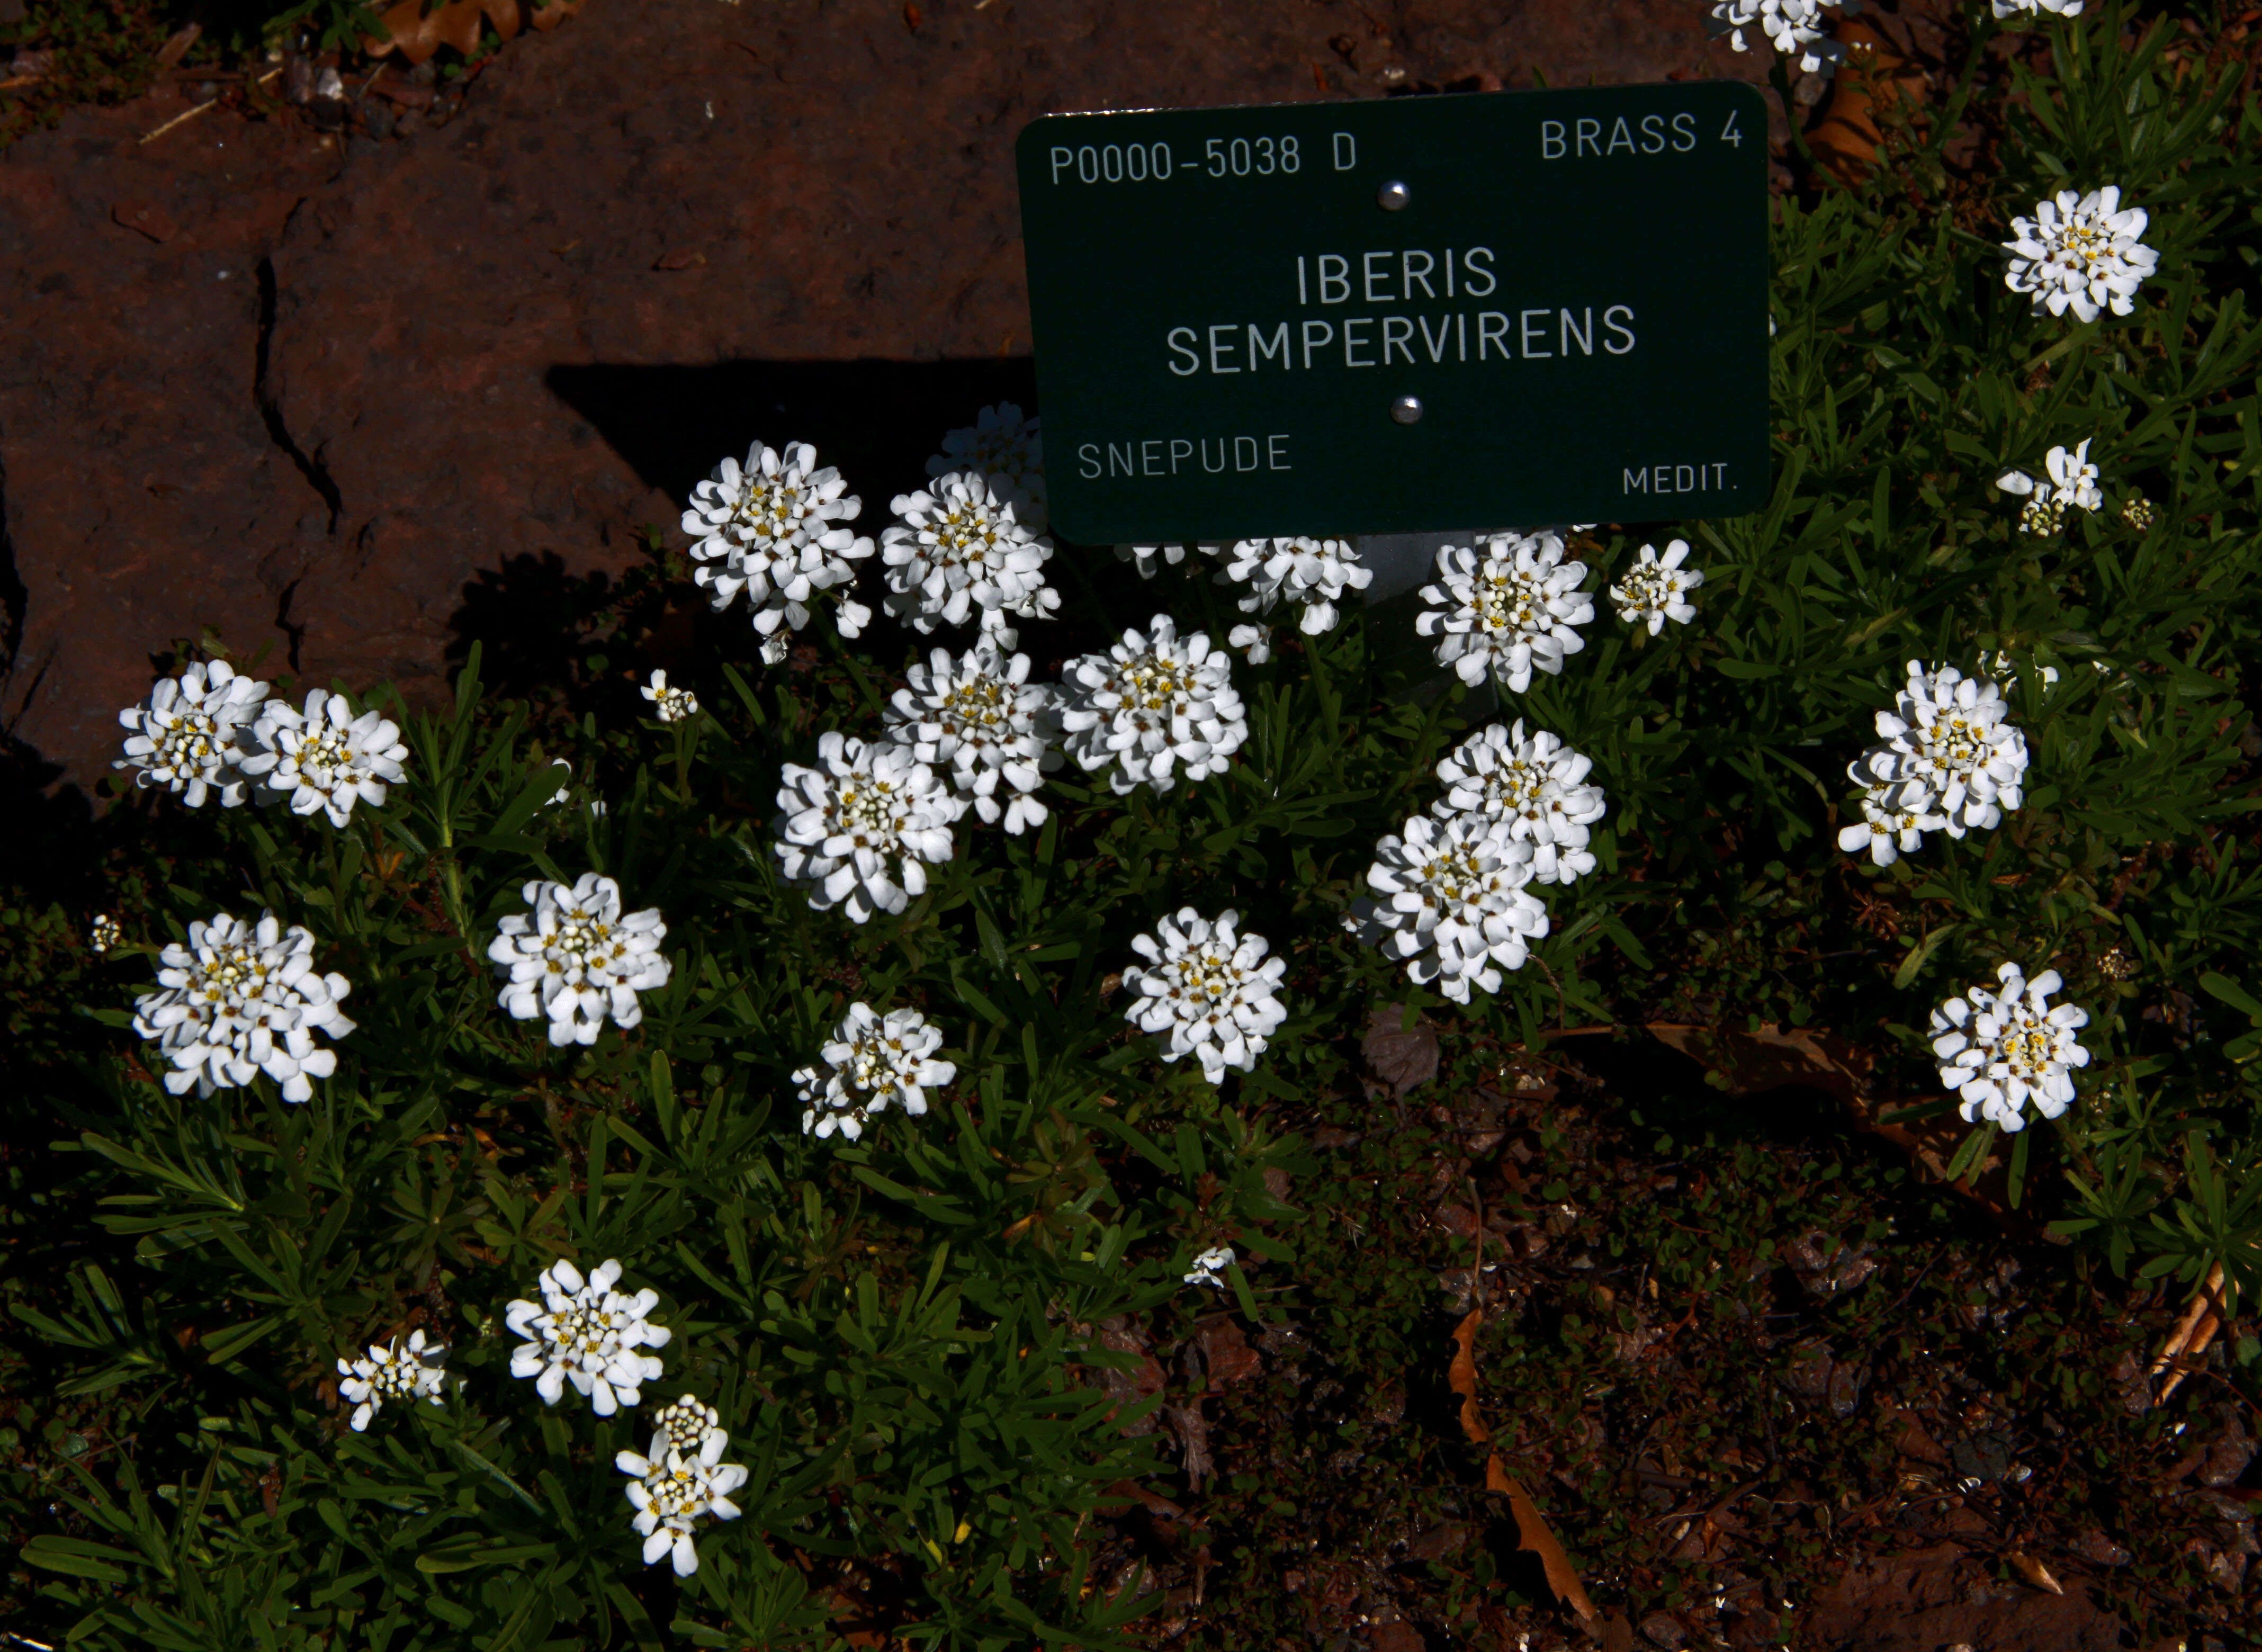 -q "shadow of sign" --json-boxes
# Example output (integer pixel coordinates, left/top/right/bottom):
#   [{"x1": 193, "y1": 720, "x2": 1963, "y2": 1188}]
[{"x1": 543, "y1": 358, "x2": 1041, "y2": 515}]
